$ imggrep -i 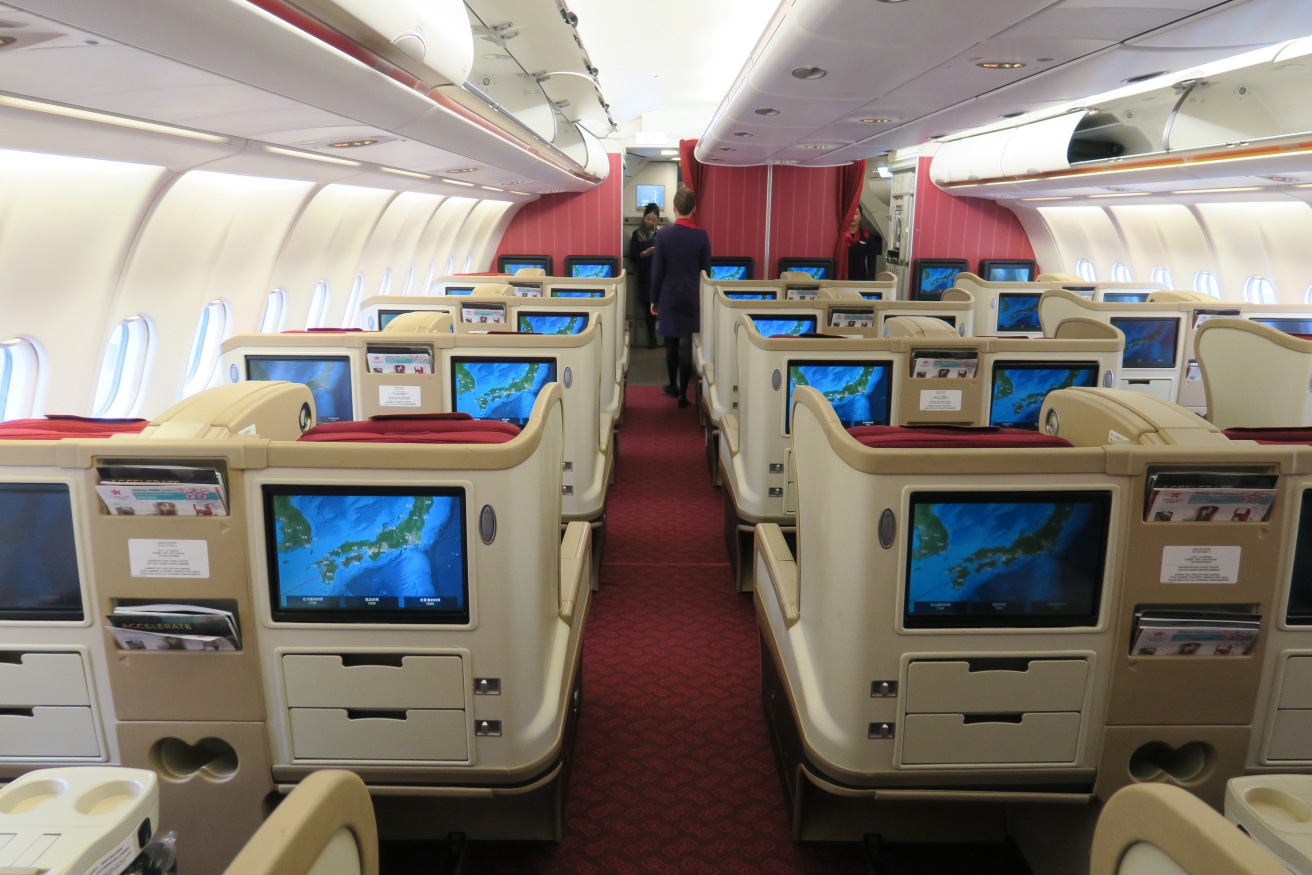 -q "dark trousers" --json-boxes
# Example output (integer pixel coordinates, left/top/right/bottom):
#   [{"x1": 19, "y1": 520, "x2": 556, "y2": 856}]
[{"x1": 665, "y1": 336, "x2": 692, "y2": 398}]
